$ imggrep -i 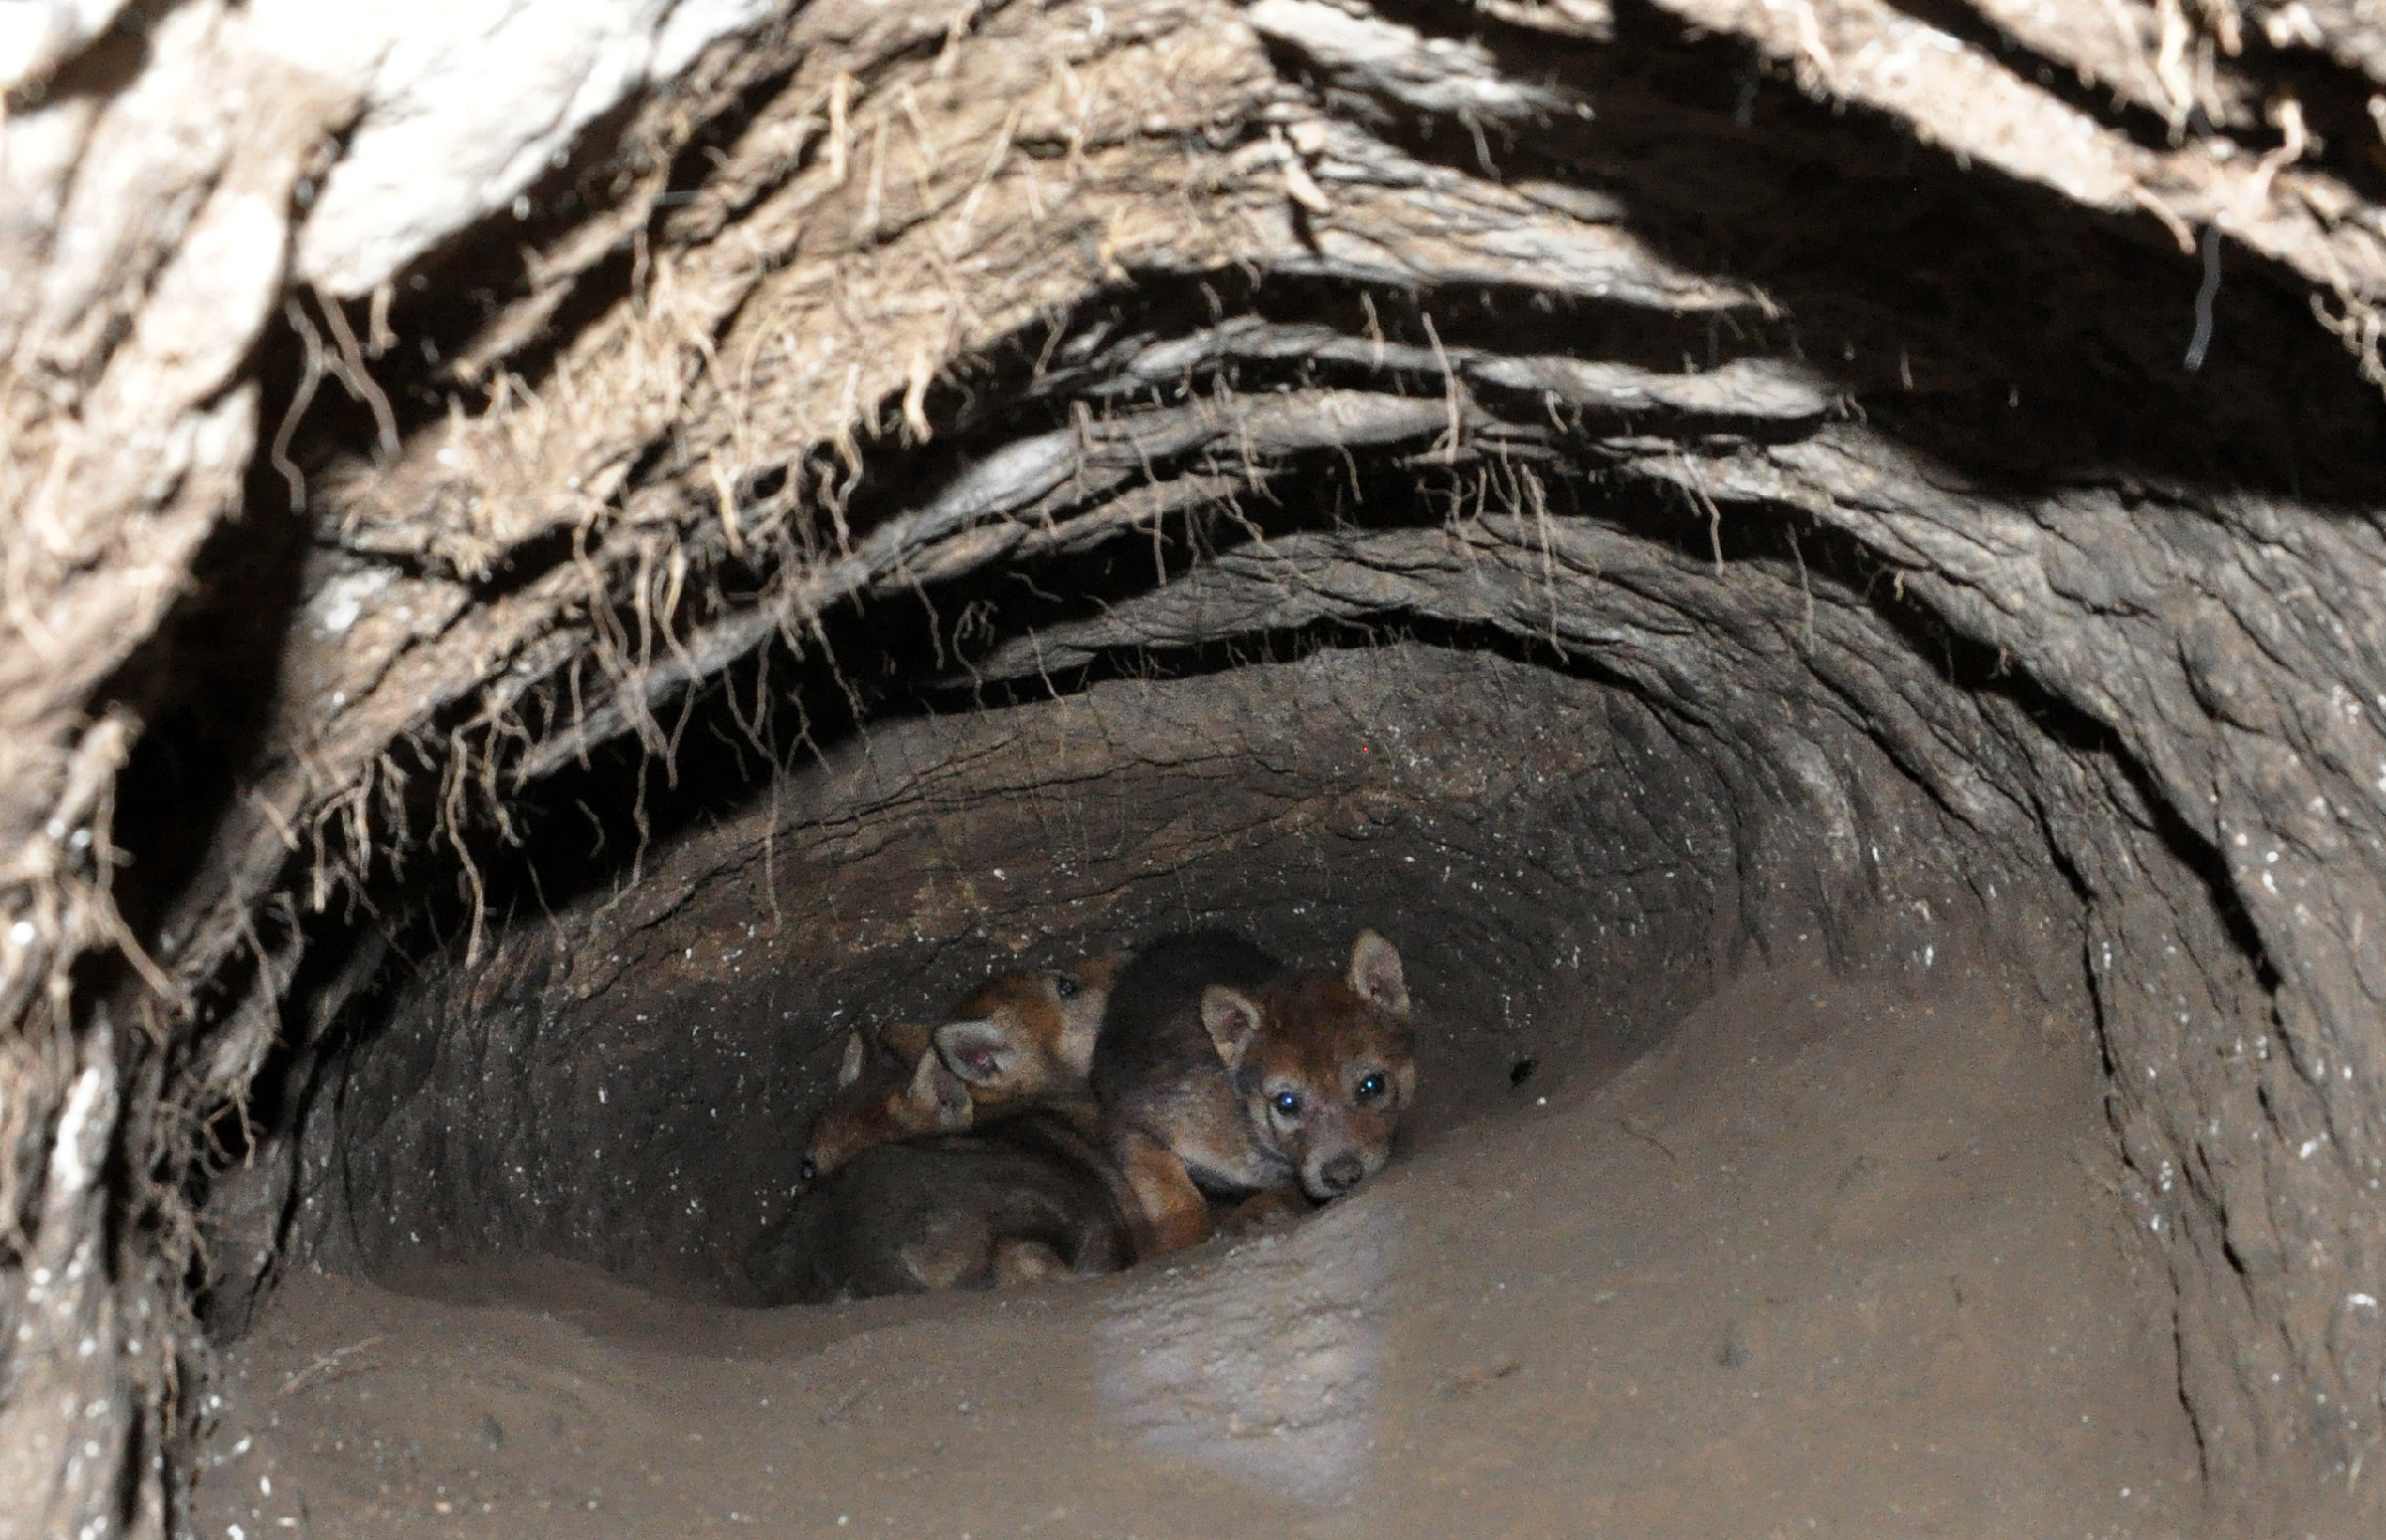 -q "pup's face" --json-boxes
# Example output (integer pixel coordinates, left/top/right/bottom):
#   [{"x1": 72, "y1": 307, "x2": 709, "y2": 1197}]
[
  {"x1": 935, "y1": 955, "x2": 1118, "y2": 1104},
  {"x1": 1236, "y1": 977, "x2": 1417, "y2": 1200},
  {"x1": 1203, "y1": 932, "x2": 1417, "y2": 1203},
  {"x1": 801, "y1": 1023, "x2": 969, "y2": 1184}
]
